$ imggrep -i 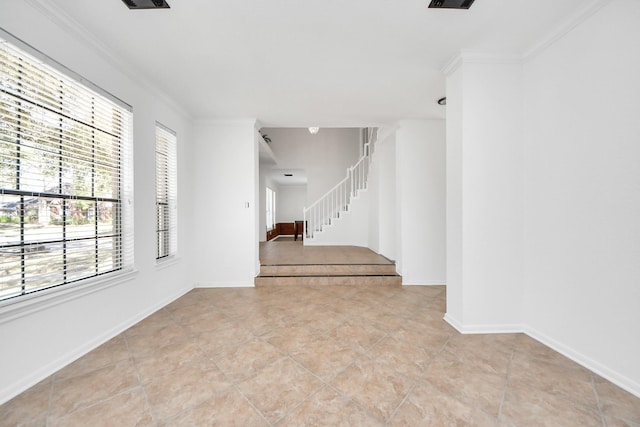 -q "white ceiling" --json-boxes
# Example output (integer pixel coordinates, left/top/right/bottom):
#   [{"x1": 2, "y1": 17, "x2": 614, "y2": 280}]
[
  {"x1": 267, "y1": 168, "x2": 308, "y2": 186},
  {"x1": 35, "y1": 0, "x2": 588, "y2": 126}
]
